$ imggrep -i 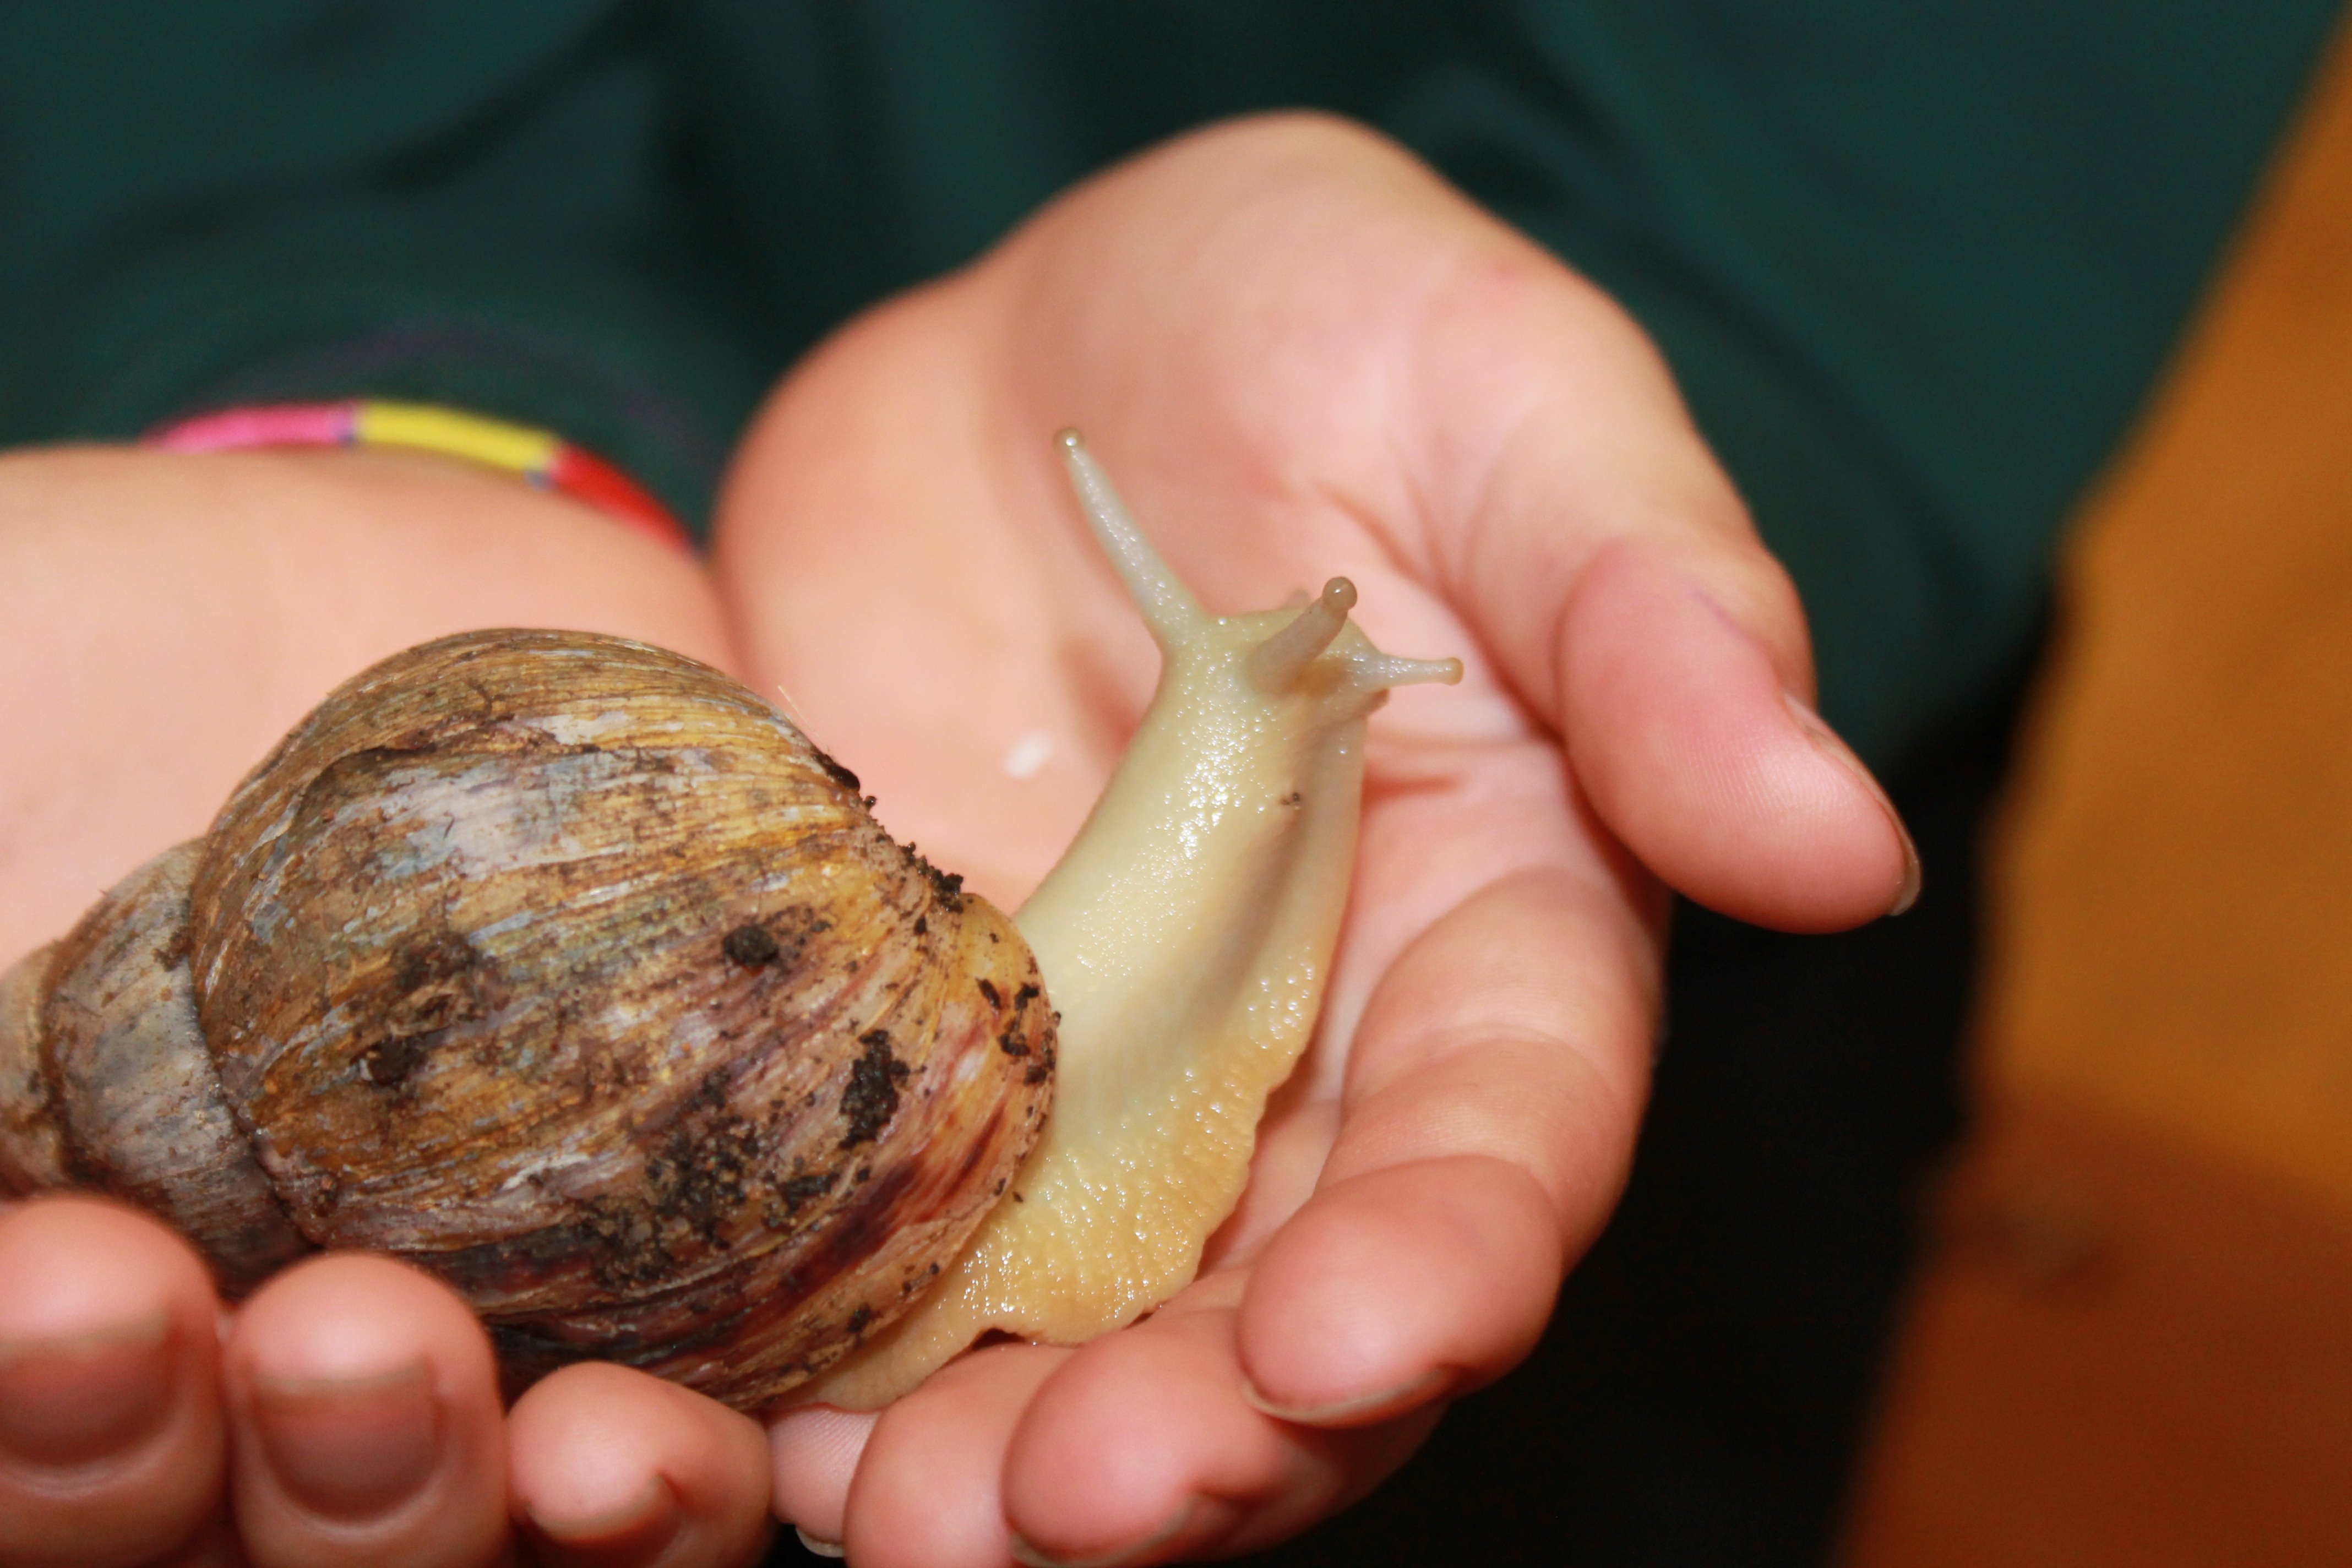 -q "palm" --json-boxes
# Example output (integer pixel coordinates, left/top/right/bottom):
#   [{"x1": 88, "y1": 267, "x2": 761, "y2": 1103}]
[
  {"x1": 710, "y1": 268, "x2": 1605, "y2": 1276},
  {"x1": 707, "y1": 116, "x2": 1871, "y2": 1565}
]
